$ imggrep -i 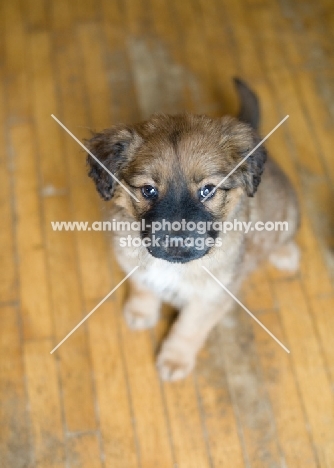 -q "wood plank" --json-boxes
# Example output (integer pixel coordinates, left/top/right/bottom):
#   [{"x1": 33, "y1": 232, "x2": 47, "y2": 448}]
[
  {"x1": 145, "y1": 0, "x2": 189, "y2": 115},
  {"x1": 196, "y1": 330, "x2": 246, "y2": 467},
  {"x1": 243, "y1": 2, "x2": 334, "y2": 275},
  {"x1": 0, "y1": 72, "x2": 17, "y2": 303},
  {"x1": 243, "y1": 1, "x2": 295, "y2": 71},
  {"x1": 253, "y1": 310, "x2": 318, "y2": 467},
  {"x1": 261, "y1": 0, "x2": 334, "y2": 187},
  {"x1": 27, "y1": 31, "x2": 65, "y2": 189},
  {"x1": 271, "y1": 0, "x2": 318, "y2": 69},
  {"x1": 121, "y1": 0, "x2": 153, "y2": 125},
  {"x1": 227, "y1": 13, "x2": 331, "y2": 460},
  {"x1": 298, "y1": 68, "x2": 334, "y2": 187},
  {"x1": 2, "y1": 0, "x2": 31, "y2": 121},
  {"x1": 169, "y1": 0, "x2": 217, "y2": 114},
  {"x1": 28, "y1": 30, "x2": 97, "y2": 432},
  {"x1": 292, "y1": 68, "x2": 334, "y2": 196},
  {"x1": 309, "y1": 294, "x2": 334, "y2": 384},
  {"x1": 53, "y1": 30, "x2": 113, "y2": 304},
  {"x1": 77, "y1": 23, "x2": 112, "y2": 130},
  {"x1": 50, "y1": 0, "x2": 72, "y2": 30},
  {"x1": 251, "y1": 17, "x2": 334, "y2": 278},
  {"x1": 43, "y1": 195, "x2": 98, "y2": 433},
  {"x1": 154, "y1": 312, "x2": 212, "y2": 468},
  {"x1": 273, "y1": 279, "x2": 334, "y2": 466},
  {"x1": 161, "y1": 380, "x2": 211, "y2": 468},
  {"x1": 252, "y1": 79, "x2": 333, "y2": 296},
  {"x1": 242, "y1": 267, "x2": 276, "y2": 313},
  {"x1": 217, "y1": 306, "x2": 283, "y2": 467},
  {"x1": 267, "y1": 67, "x2": 326, "y2": 176},
  {"x1": 0, "y1": 306, "x2": 32, "y2": 468},
  {"x1": 10, "y1": 123, "x2": 53, "y2": 339},
  {"x1": 22, "y1": 0, "x2": 48, "y2": 30},
  {"x1": 220, "y1": 0, "x2": 264, "y2": 82},
  {"x1": 298, "y1": 218, "x2": 334, "y2": 298},
  {"x1": 123, "y1": 0, "x2": 151, "y2": 39},
  {"x1": 72, "y1": 0, "x2": 98, "y2": 22},
  {"x1": 196, "y1": 0, "x2": 240, "y2": 116},
  {"x1": 278, "y1": 0, "x2": 333, "y2": 70},
  {"x1": 100, "y1": 2, "x2": 140, "y2": 123},
  {"x1": 67, "y1": 433, "x2": 102, "y2": 468},
  {"x1": 88, "y1": 301, "x2": 139, "y2": 468},
  {"x1": 119, "y1": 318, "x2": 174, "y2": 467},
  {"x1": 235, "y1": 0, "x2": 326, "y2": 179},
  {"x1": 126, "y1": 34, "x2": 183, "y2": 119},
  {"x1": 24, "y1": 339, "x2": 65, "y2": 468}
]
